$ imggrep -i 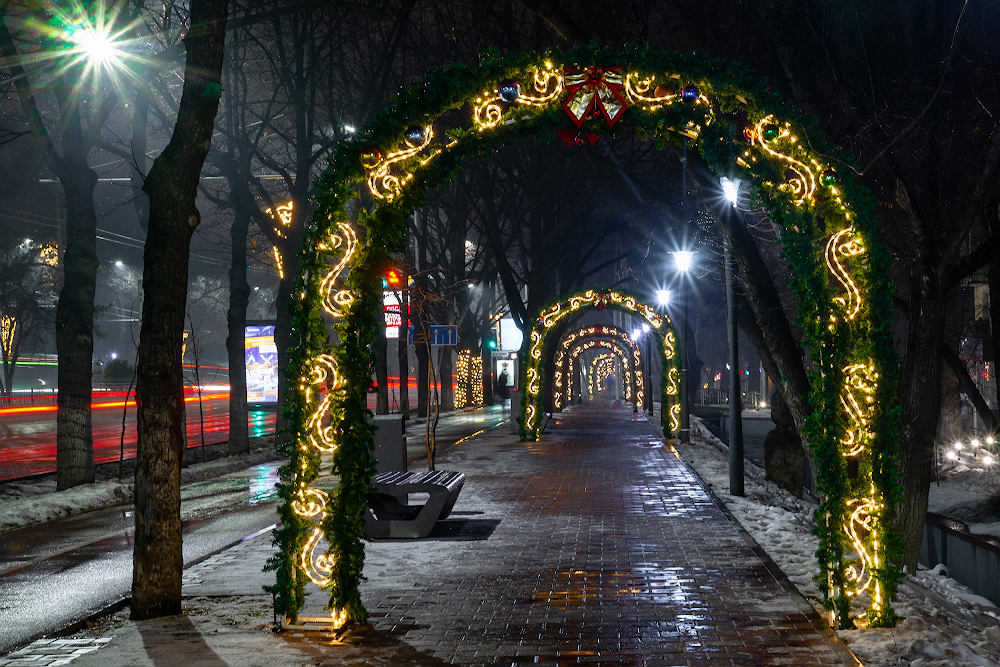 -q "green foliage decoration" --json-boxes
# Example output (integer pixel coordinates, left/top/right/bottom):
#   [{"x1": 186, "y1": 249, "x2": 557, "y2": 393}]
[
  {"x1": 275, "y1": 43, "x2": 902, "y2": 629},
  {"x1": 516, "y1": 287, "x2": 680, "y2": 441}
]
